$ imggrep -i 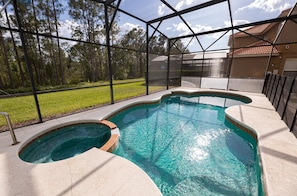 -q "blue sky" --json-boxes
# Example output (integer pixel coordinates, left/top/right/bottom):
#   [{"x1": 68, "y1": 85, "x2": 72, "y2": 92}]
[
  {"x1": 118, "y1": 0, "x2": 295, "y2": 28},
  {"x1": 116, "y1": 0, "x2": 296, "y2": 52}
]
